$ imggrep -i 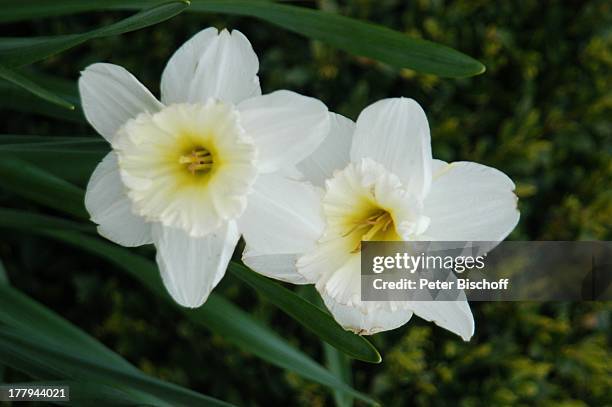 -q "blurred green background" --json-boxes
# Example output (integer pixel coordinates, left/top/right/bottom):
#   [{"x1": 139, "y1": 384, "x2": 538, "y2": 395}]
[{"x1": 1, "y1": 0, "x2": 610, "y2": 405}]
